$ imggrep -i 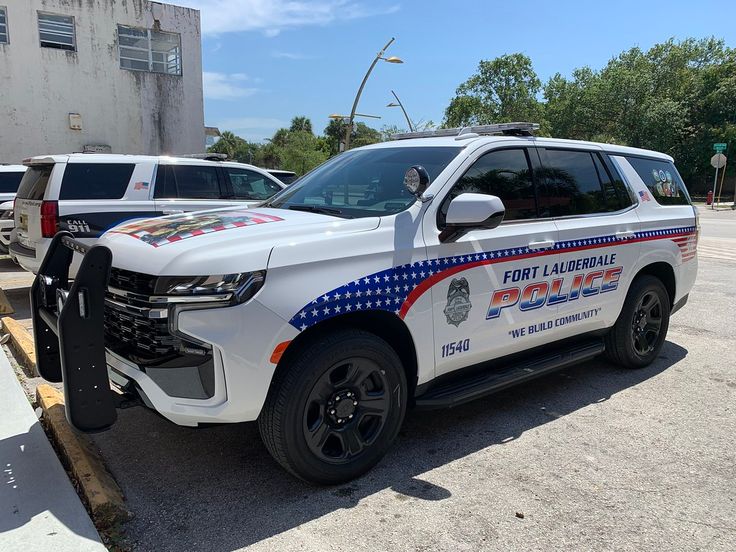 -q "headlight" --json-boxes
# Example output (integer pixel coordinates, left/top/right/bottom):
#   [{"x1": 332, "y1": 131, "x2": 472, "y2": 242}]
[{"x1": 158, "y1": 271, "x2": 266, "y2": 303}]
